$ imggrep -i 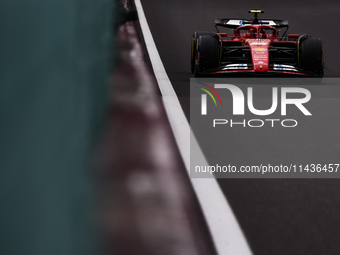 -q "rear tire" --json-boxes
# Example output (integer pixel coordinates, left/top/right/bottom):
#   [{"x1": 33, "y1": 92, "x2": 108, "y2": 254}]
[
  {"x1": 300, "y1": 37, "x2": 324, "y2": 76},
  {"x1": 195, "y1": 35, "x2": 219, "y2": 77},
  {"x1": 191, "y1": 31, "x2": 215, "y2": 74}
]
